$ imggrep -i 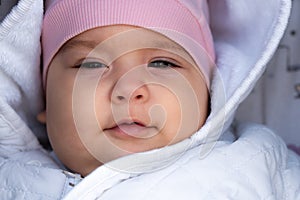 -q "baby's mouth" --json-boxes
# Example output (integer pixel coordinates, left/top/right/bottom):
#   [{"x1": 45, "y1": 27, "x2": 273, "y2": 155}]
[{"x1": 104, "y1": 120, "x2": 157, "y2": 139}]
